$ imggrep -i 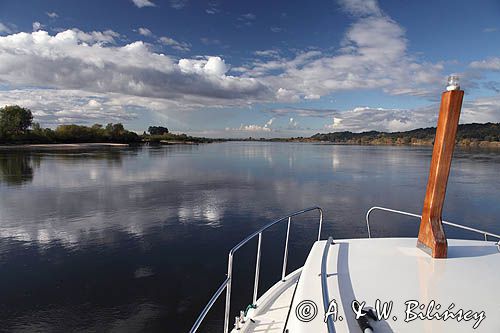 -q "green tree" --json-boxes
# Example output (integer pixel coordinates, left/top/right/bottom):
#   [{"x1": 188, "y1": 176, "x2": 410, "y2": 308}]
[
  {"x1": 148, "y1": 126, "x2": 169, "y2": 135},
  {"x1": 0, "y1": 105, "x2": 33, "y2": 136},
  {"x1": 106, "y1": 123, "x2": 125, "y2": 138},
  {"x1": 91, "y1": 124, "x2": 103, "y2": 131},
  {"x1": 32, "y1": 122, "x2": 42, "y2": 133}
]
